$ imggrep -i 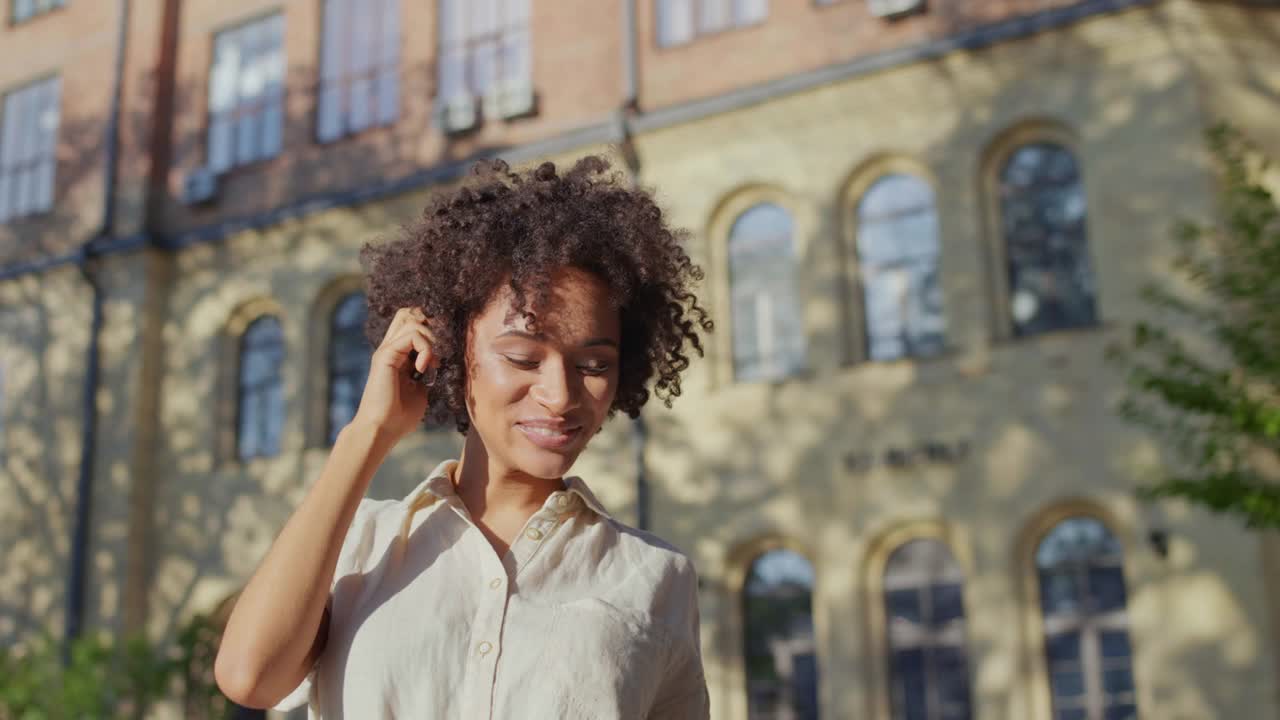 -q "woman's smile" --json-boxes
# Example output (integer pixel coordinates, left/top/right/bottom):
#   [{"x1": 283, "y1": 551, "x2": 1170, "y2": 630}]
[{"x1": 516, "y1": 420, "x2": 583, "y2": 449}]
